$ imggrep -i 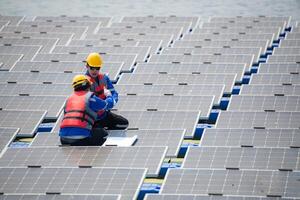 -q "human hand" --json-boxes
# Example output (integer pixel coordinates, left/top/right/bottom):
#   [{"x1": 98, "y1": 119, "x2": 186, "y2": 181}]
[{"x1": 104, "y1": 88, "x2": 112, "y2": 97}]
